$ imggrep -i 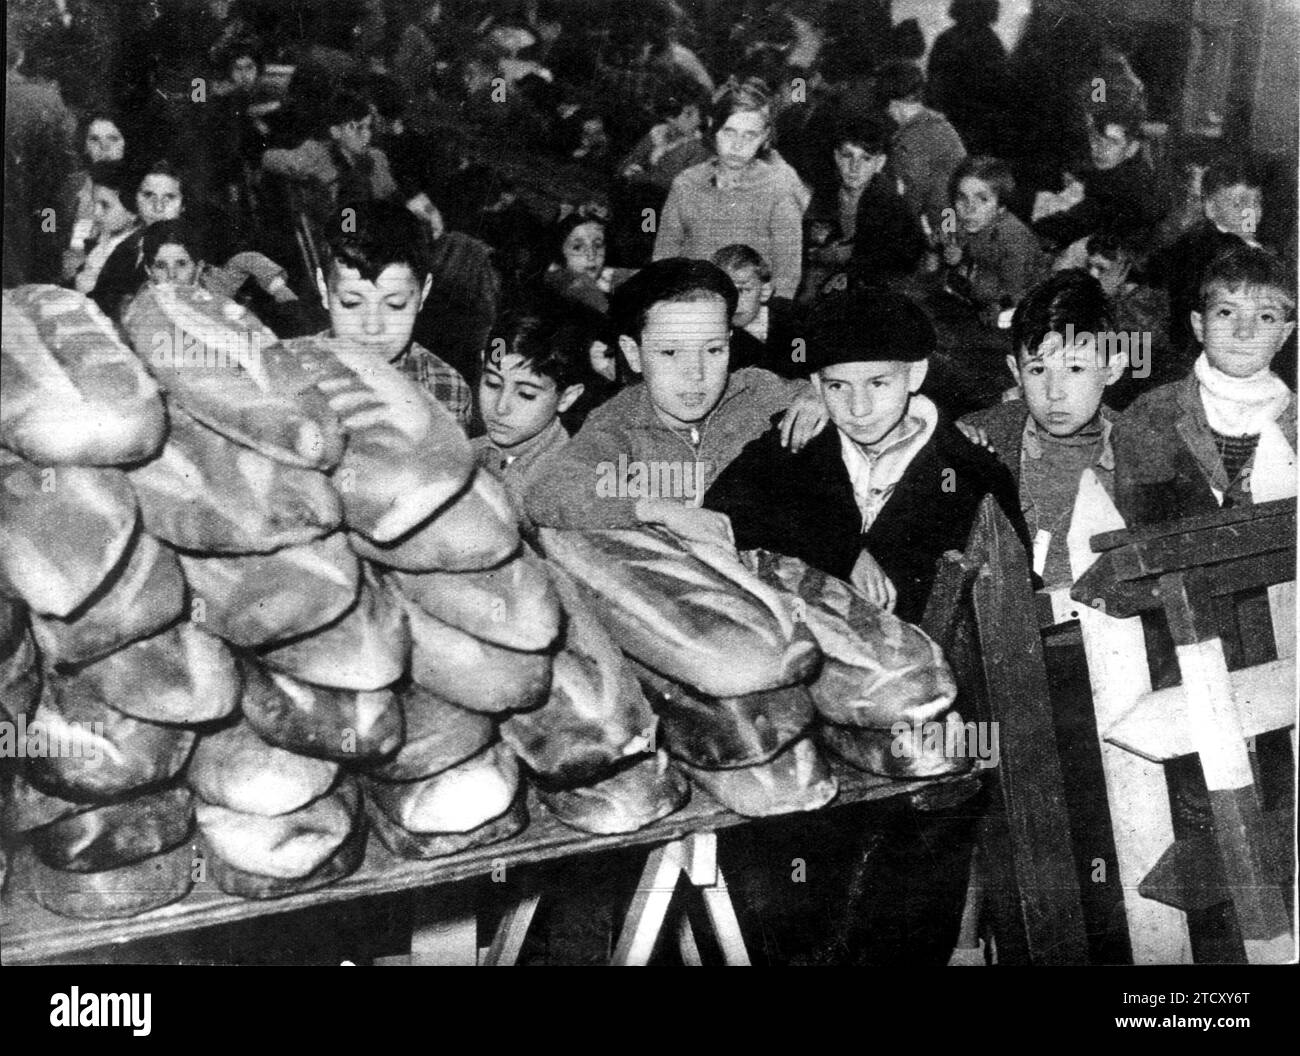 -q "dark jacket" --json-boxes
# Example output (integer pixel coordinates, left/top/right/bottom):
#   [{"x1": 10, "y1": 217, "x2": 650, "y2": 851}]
[
  {"x1": 1034, "y1": 153, "x2": 1166, "y2": 251},
  {"x1": 703, "y1": 413, "x2": 1030, "y2": 624},
  {"x1": 728, "y1": 298, "x2": 806, "y2": 378}
]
